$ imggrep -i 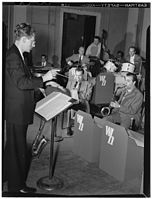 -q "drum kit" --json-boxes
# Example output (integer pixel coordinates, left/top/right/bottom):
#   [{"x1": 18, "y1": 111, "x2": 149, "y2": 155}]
[
  {"x1": 102, "y1": 60, "x2": 136, "y2": 90},
  {"x1": 121, "y1": 62, "x2": 135, "y2": 73},
  {"x1": 103, "y1": 59, "x2": 135, "y2": 73},
  {"x1": 103, "y1": 60, "x2": 117, "y2": 72}
]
